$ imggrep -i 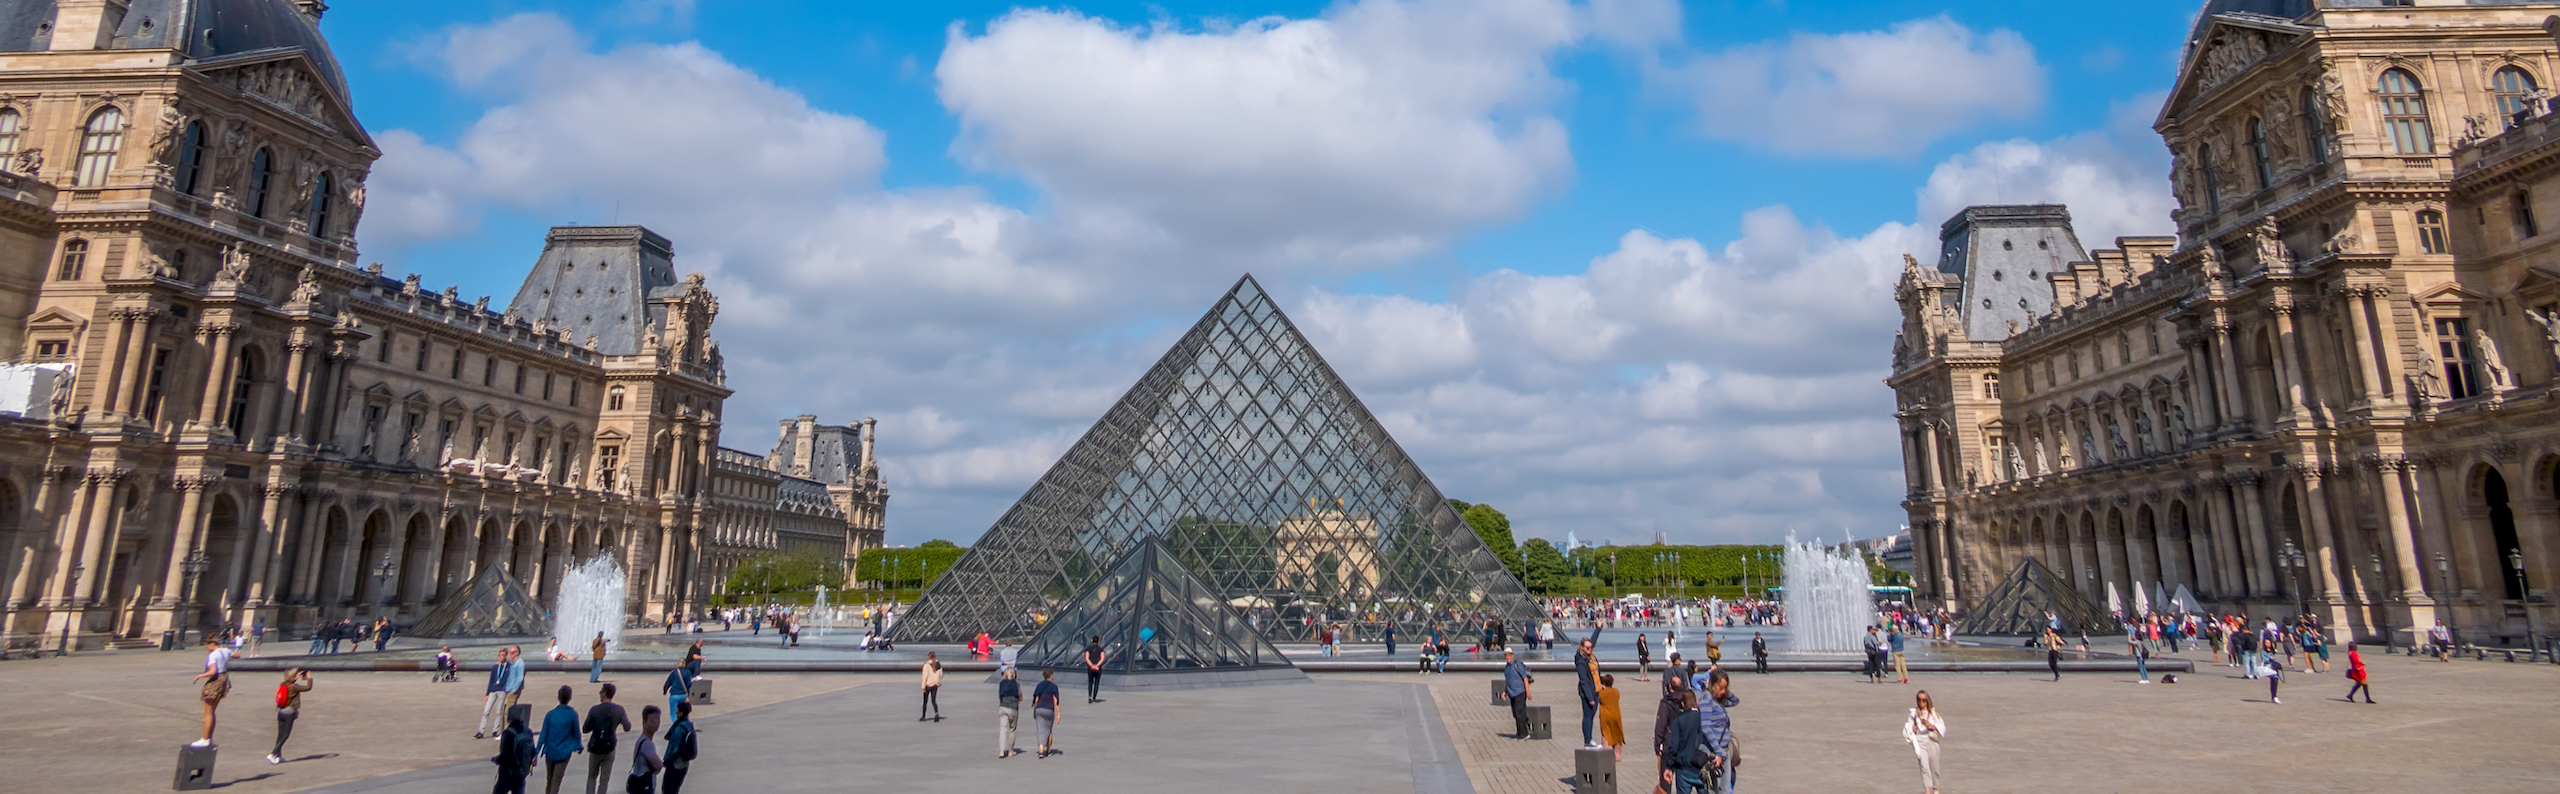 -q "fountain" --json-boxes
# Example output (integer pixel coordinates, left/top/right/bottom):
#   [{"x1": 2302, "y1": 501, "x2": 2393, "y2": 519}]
[
  {"x1": 552, "y1": 555, "x2": 628, "y2": 657},
  {"x1": 814, "y1": 585, "x2": 832, "y2": 637},
  {"x1": 1781, "y1": 533, "x2": 1874, "y2": 653}
]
